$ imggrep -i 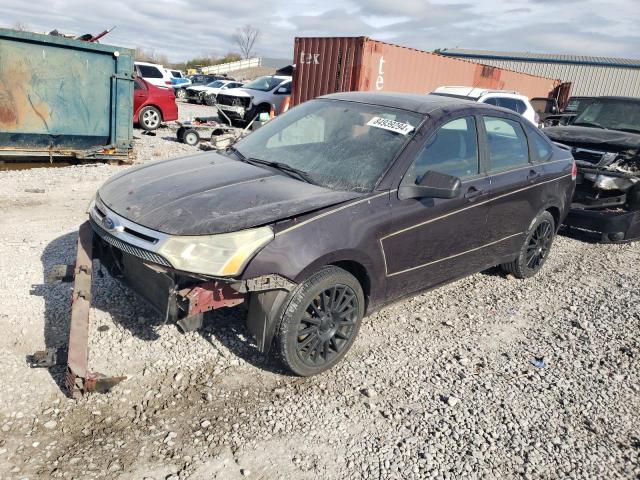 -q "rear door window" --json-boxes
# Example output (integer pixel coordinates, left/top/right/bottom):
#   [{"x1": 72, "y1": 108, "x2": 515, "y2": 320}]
[
  {"x1": 138, "y1": 65, "x2": 163, "y2": 78},
  {"x1": 524, "y1": 124, "x2": 553, "y2": 162},
  {"x1": 402, "y1": 116, "x2": 479, "y2": 184},
  {"x1": 483, "y1": 116, "x2": 530, "y2": 171}
]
